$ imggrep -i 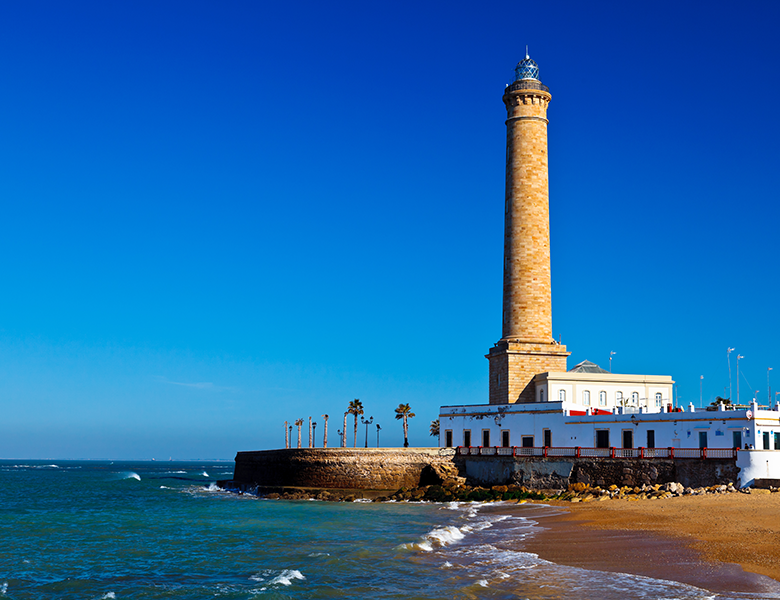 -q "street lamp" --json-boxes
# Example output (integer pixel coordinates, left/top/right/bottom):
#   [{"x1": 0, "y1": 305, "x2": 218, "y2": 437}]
[
  {"x1": 337, "y1": 429, "x2": 344, "y2": 447},
  {"x1": 737, "y1": 355, "x2": 744, "y2": 404},
  {"x1": 609, "y1": 351, "x2": 616, "y2": 373},
  {"x1": 376, "y1": 424, "x2": 382, "y2": 447},
  {"x1": 727, "y1": 347, "x2": 735, "y2": 401},
  {"x1": 361, "y1": 416, "x2": 374, "y2": 448},
  {"x1": 312, "y1": 422, "x2": 317, "y2": 447}
]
